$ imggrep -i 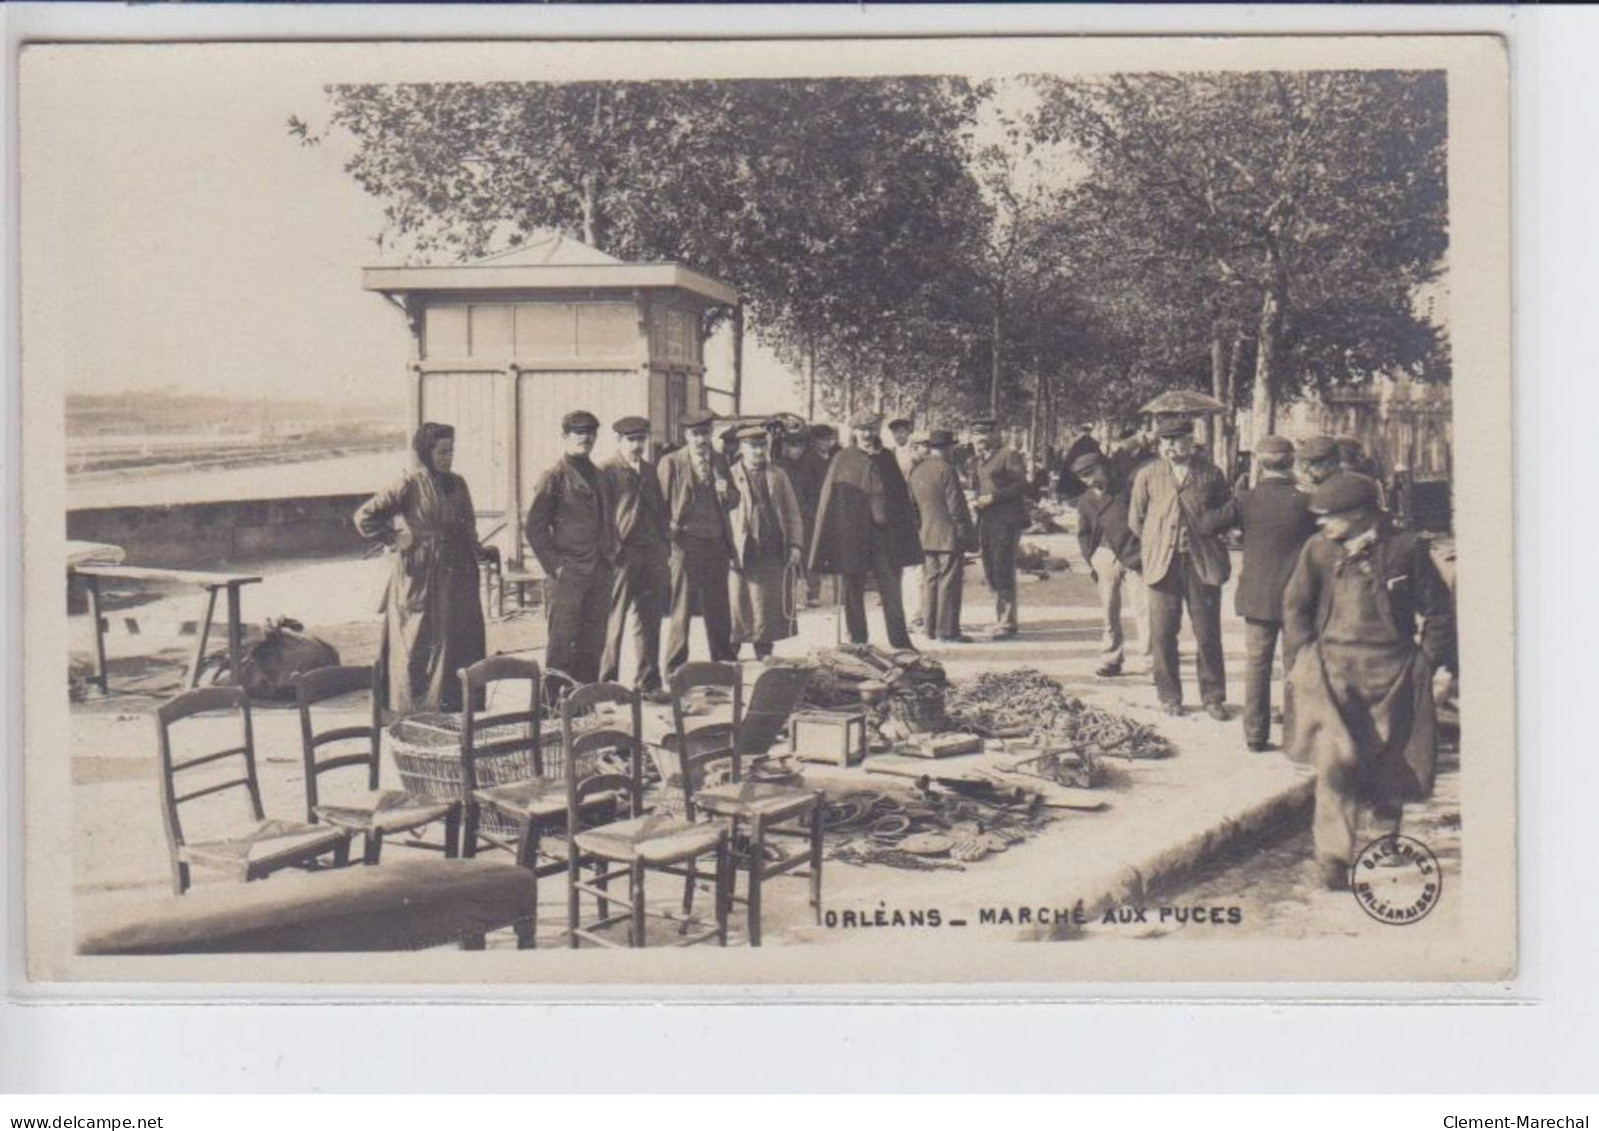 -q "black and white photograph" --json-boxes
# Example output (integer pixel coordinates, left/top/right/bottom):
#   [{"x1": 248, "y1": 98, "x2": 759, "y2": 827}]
[{"x1": 17, "y1": 34, "x2": 1513, "y2": 985}]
